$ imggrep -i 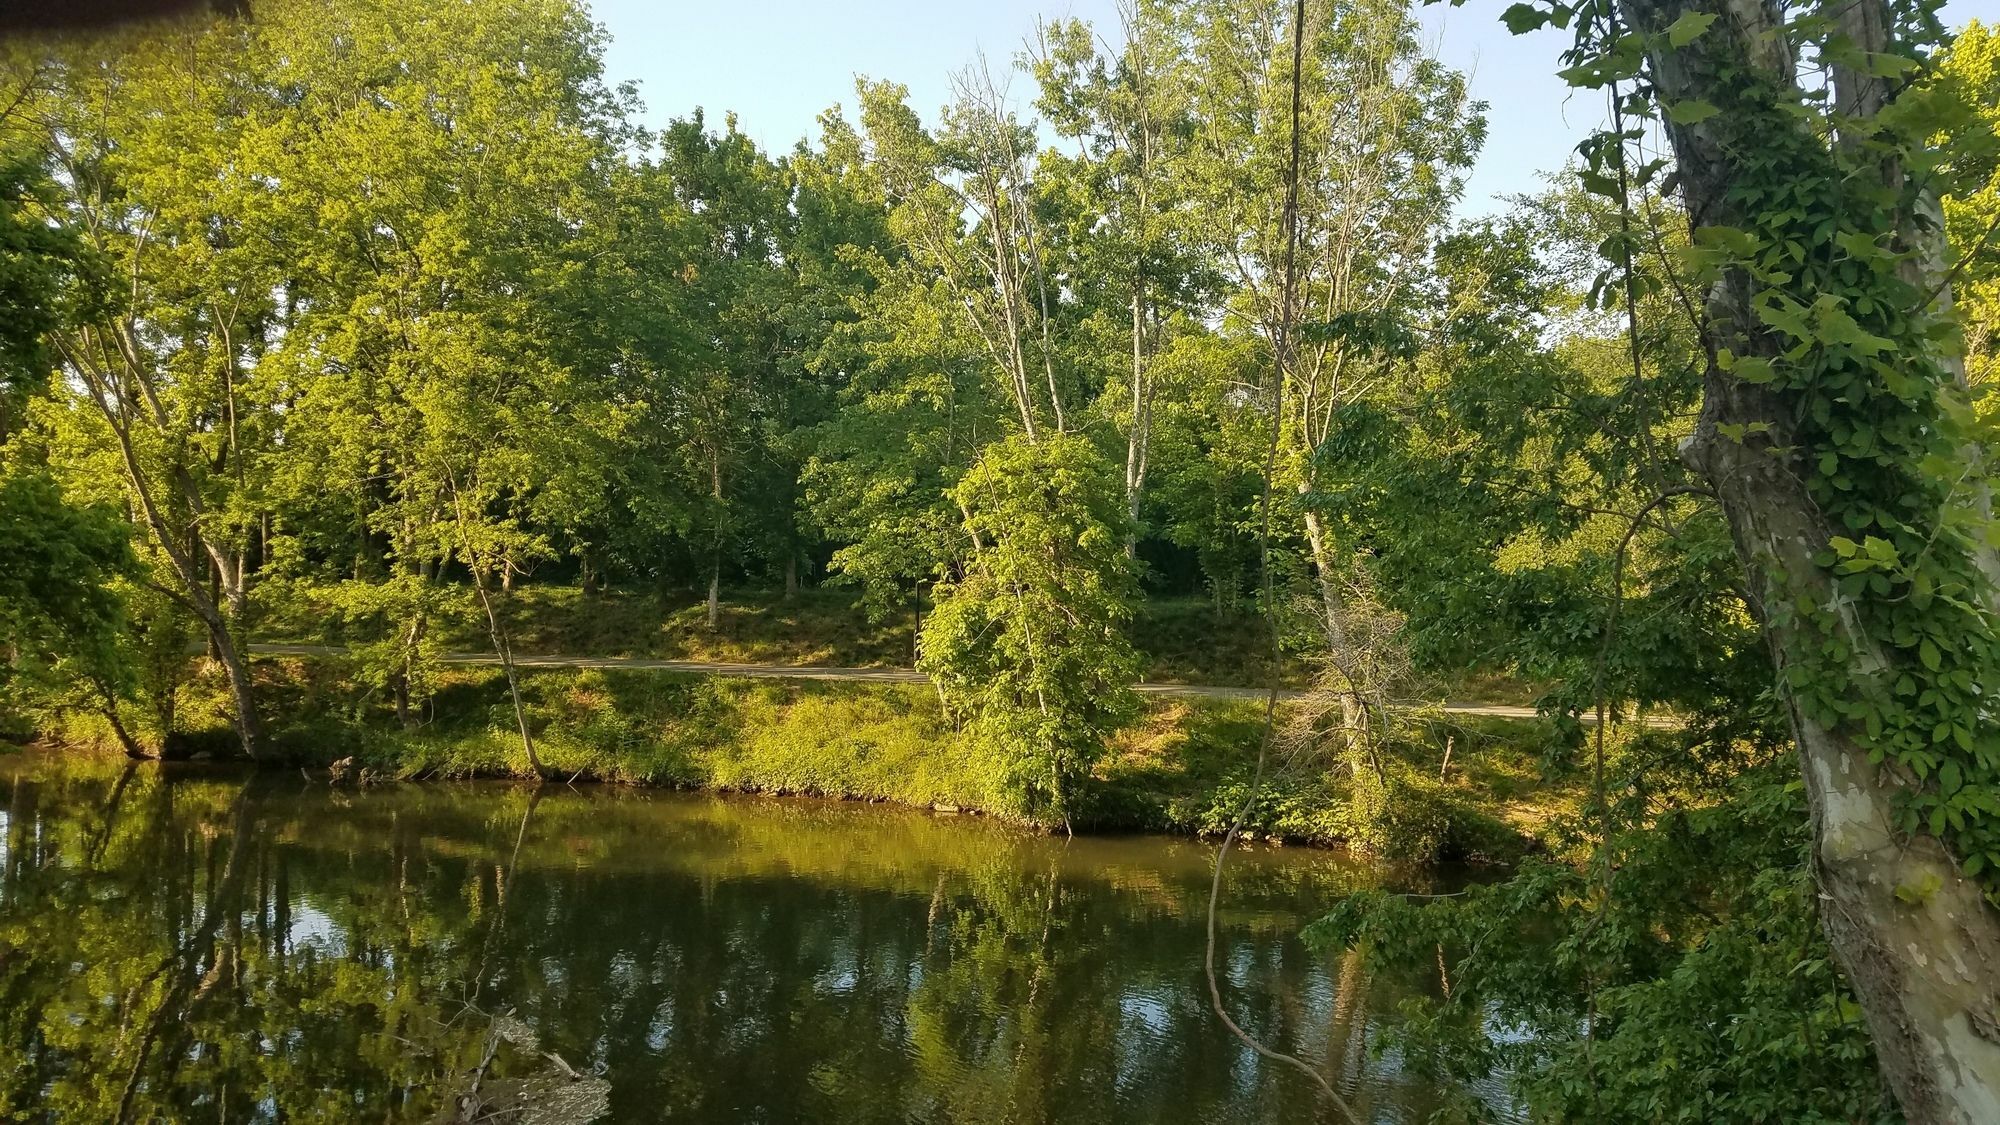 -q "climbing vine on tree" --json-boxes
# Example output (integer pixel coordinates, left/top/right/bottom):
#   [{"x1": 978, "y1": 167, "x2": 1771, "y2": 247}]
[
  {"x1": 1480, "y1": 0, "x2": 2000, "y2": 1114},
  {"x1": 1499, "y1": 0, "x2": 2000, "y2": 884}
]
